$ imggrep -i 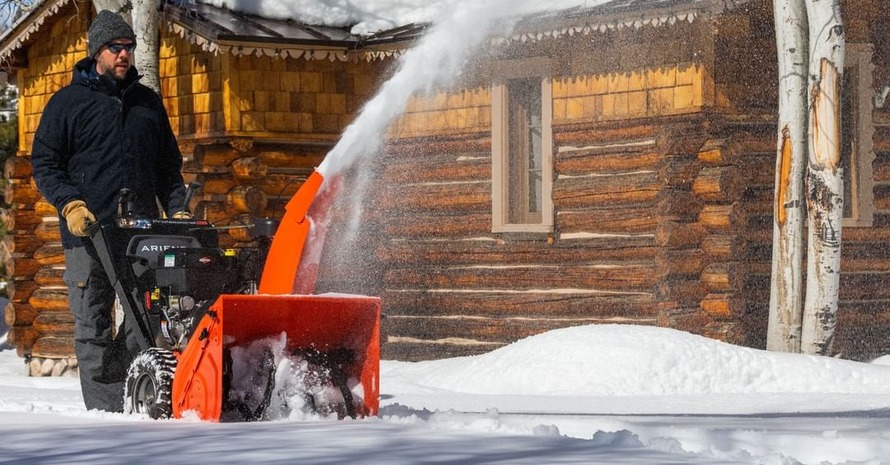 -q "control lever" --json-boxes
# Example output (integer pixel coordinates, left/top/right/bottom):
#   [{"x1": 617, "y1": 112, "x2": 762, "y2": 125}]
[
  {"x1": 181, "y1": 181, "x2": 201, "y2": 216},
  {"x1": 116, "y1": 188, "x2": 151, "y2": 229},
  {"x1": 117, "y1": 188, "x2": 134, "y2": 220}
]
